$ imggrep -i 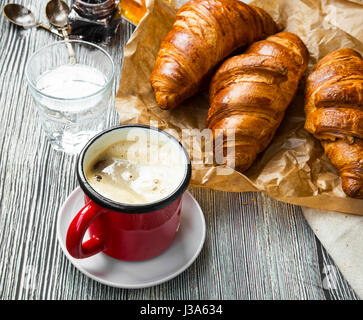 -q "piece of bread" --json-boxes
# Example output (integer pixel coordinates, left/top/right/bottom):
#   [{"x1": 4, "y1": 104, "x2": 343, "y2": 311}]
[
  {"x1": 305, "y1": 48, "x2": 363, "y2": 198},
  {"x1": 207, "y1": 32, "x2": 309, "y2": 172},
  {"x1": 150, "y1": 0, "x2": 278, "y2": 110}
]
